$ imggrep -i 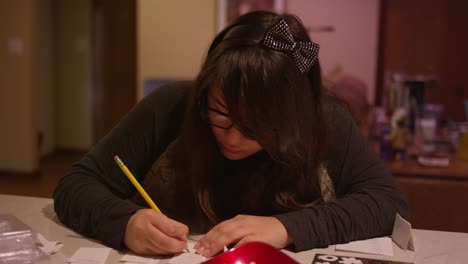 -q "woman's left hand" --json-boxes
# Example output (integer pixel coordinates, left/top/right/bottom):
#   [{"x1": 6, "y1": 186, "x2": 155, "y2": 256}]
[{"x1": 193, "y1": 214, "x2": 292, "y2": 257}]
